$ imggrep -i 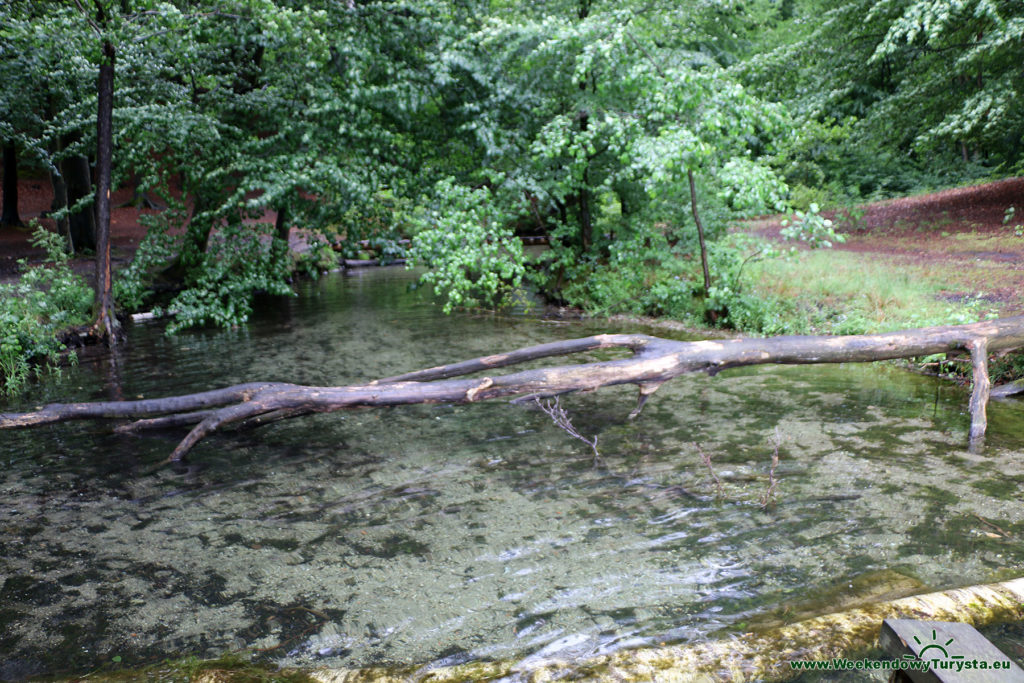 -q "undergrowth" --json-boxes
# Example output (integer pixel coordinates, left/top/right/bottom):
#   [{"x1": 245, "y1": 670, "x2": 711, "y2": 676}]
[
  {"x1": 556, "y1": 224, "x2": 1000, "y2": 340},
  {"x1": 0, "y1": 226, "x2": 93, "y2": 395},
  {"x1": 115, "y1": 206, "x2": 299, "y2": 334}
]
